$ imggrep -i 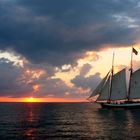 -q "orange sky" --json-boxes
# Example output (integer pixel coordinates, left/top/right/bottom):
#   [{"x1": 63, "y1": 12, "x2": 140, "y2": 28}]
[{"x1": 0, "y1": 97, "x2": 85, "y2": 102}]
